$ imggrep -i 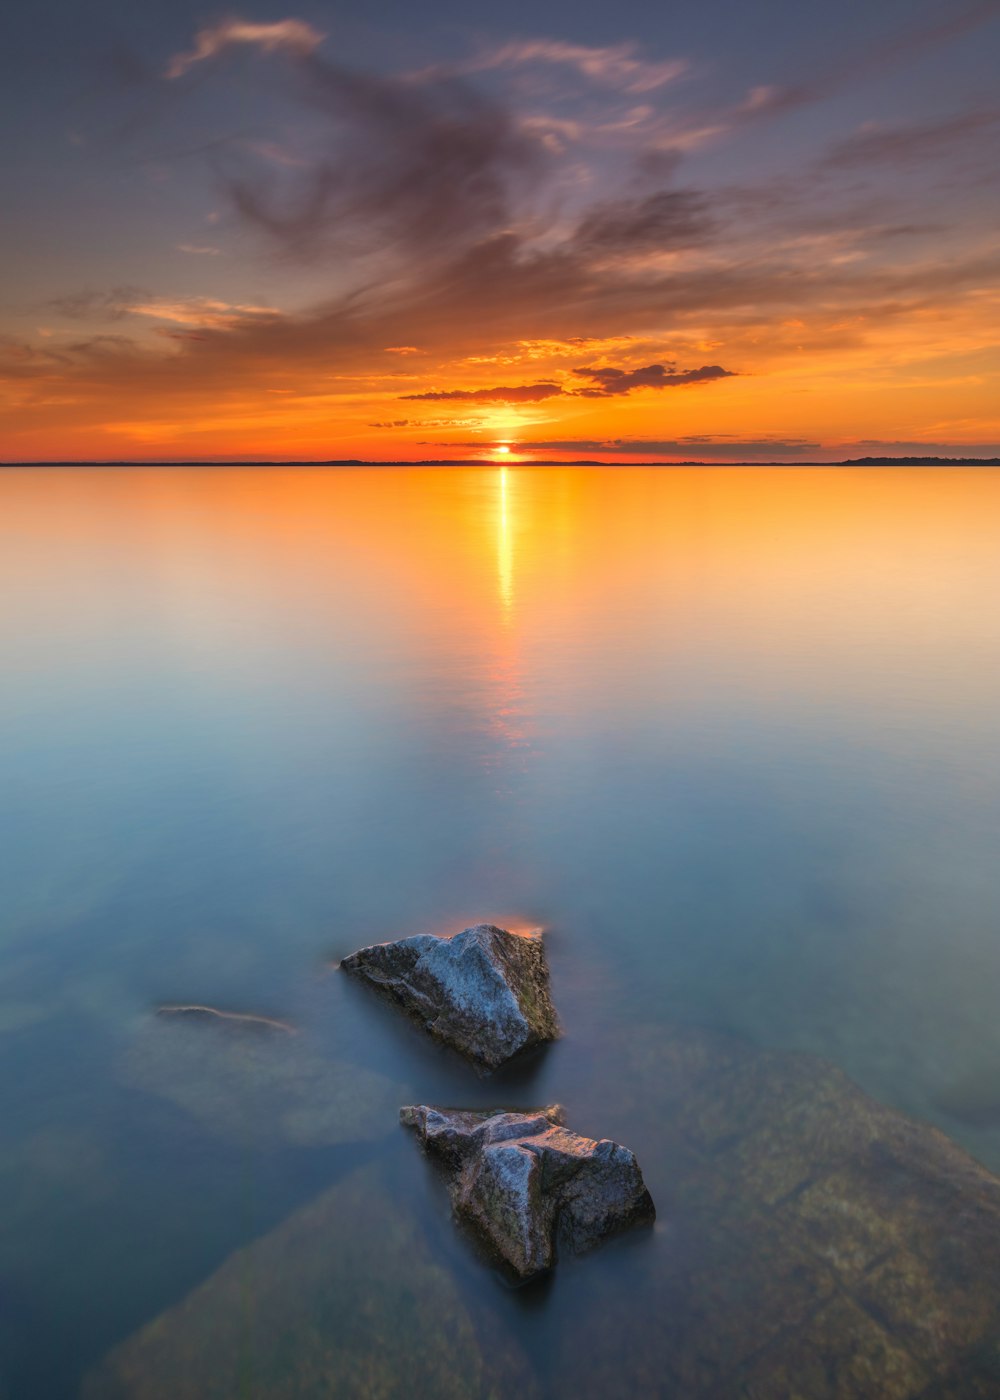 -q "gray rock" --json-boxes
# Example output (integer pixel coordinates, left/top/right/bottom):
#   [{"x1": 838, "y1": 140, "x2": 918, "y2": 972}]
[
  {"x1": 401, "y1": 1104, "x2": 655, "y2": 1281},
  {"x1": 340, "y1": 924, "x2": 559, "y2": 1073}
]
